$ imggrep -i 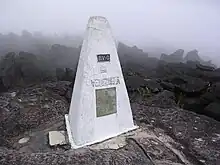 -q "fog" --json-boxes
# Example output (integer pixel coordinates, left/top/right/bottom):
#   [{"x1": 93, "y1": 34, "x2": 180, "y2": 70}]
[{"x1": 1, "y1": 0, "x2": 220, "y2": 63}]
